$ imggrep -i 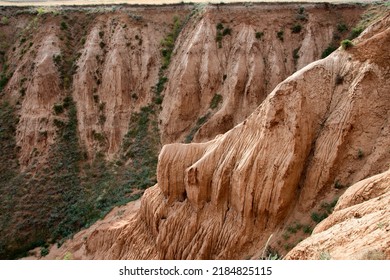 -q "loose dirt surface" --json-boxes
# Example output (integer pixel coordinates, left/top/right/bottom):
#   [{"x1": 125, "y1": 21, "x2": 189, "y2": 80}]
[{"x1": 0, "y1": 0, "x2": 377, "y2": 7}]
